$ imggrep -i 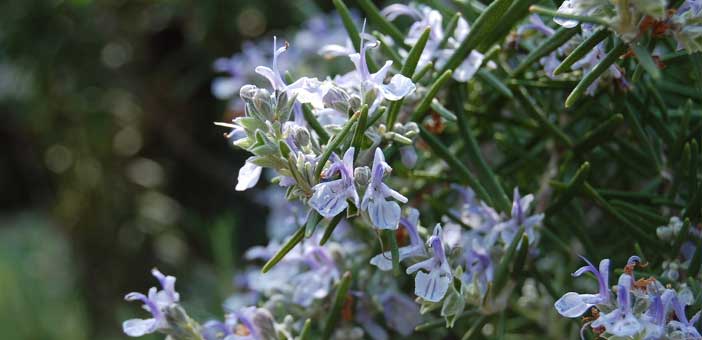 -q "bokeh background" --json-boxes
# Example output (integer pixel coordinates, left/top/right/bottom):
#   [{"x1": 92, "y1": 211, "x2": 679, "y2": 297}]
[{"x1": 0, "y1": 1, "x2": 338, "y2": 339}]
